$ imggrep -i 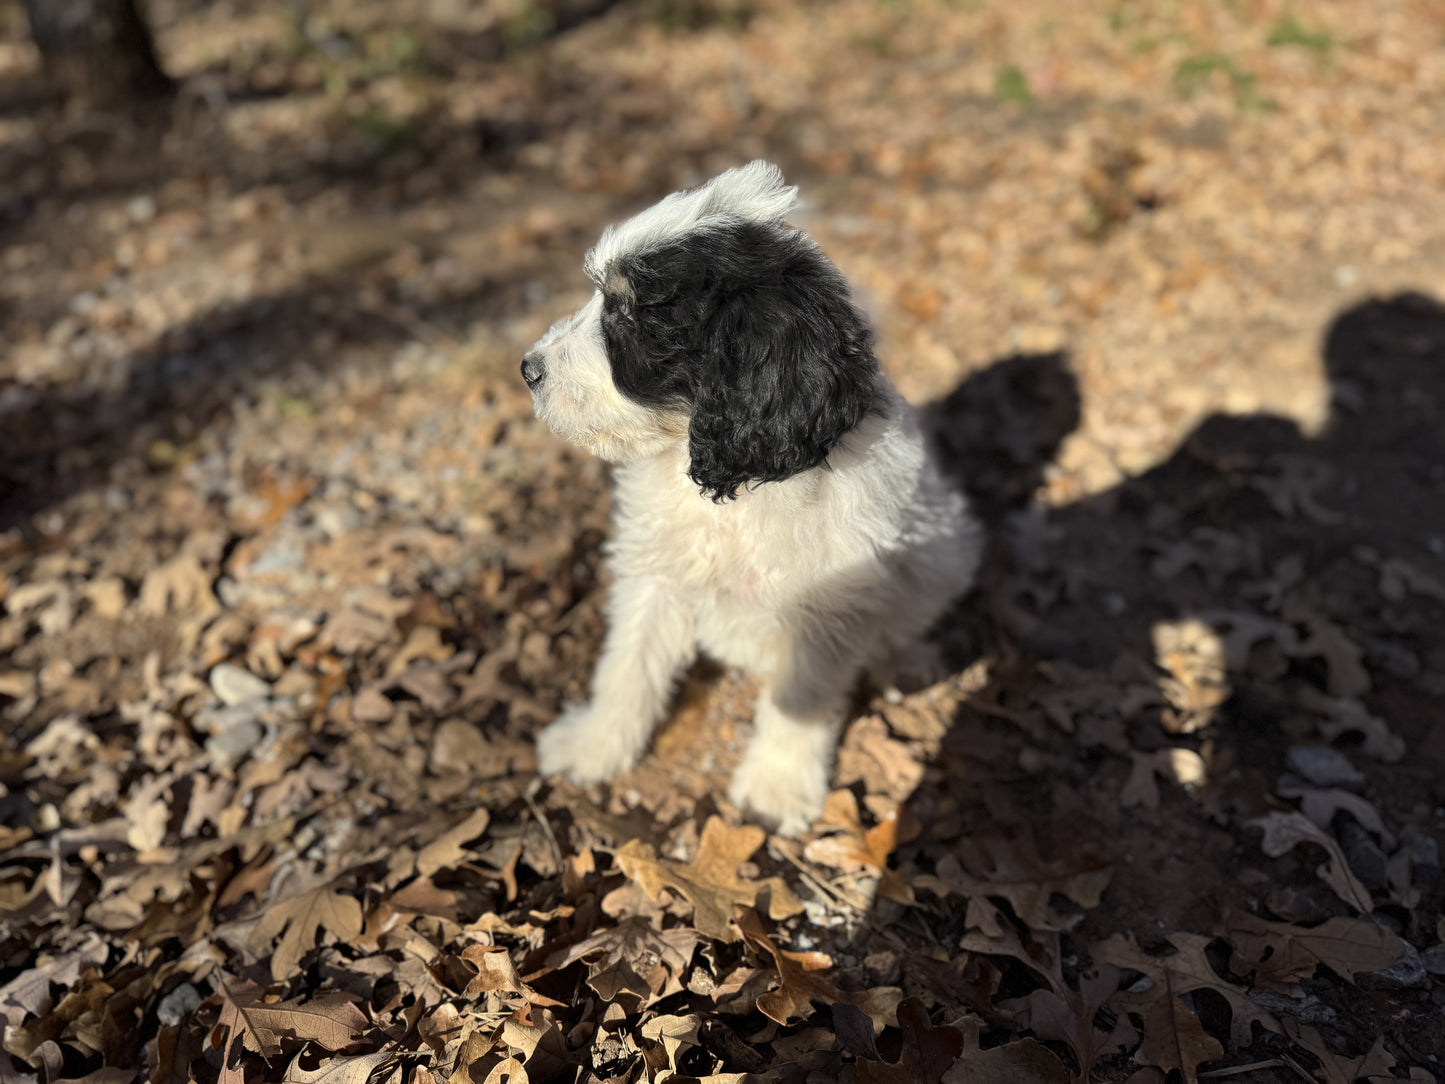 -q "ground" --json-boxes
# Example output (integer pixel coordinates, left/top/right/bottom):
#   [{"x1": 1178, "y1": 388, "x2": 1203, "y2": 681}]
[{"x1": 2, "y1": 1, "x2": 1444, "y2": 1082}]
